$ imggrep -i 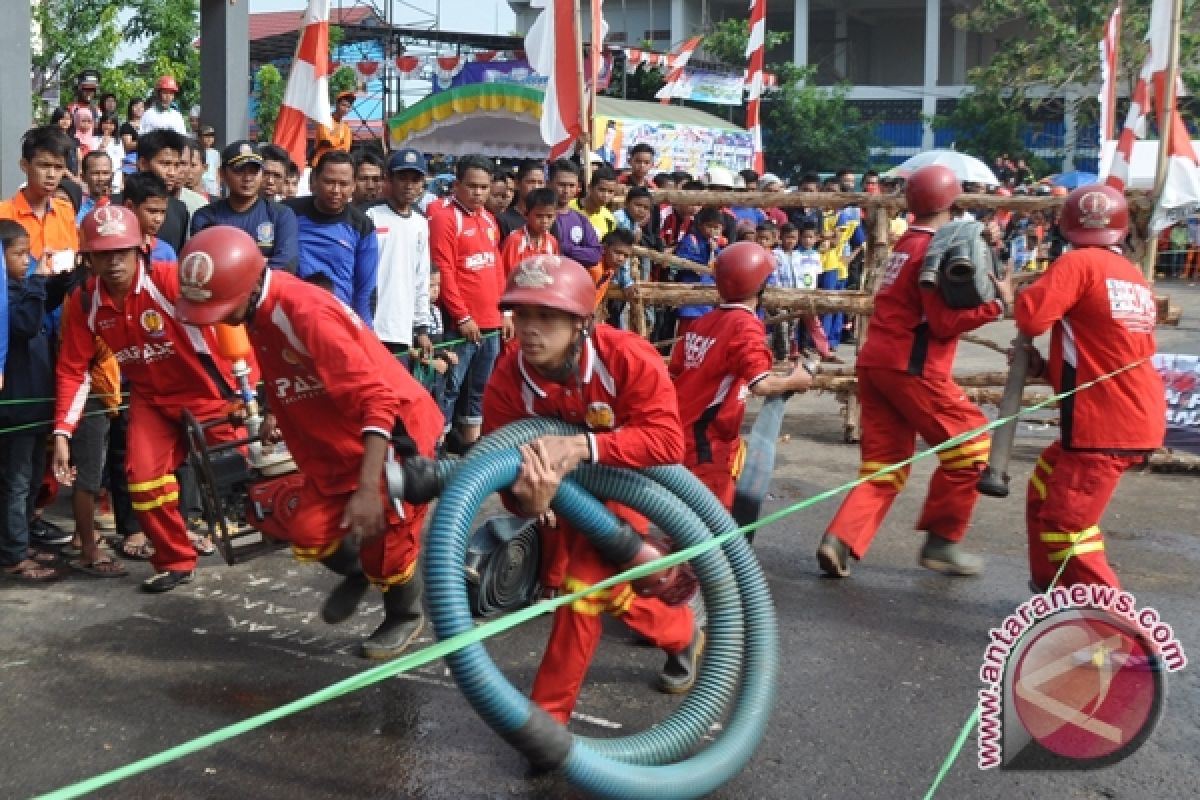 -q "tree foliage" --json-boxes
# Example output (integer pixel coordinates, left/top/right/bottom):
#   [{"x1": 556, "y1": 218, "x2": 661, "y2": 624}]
[
  {"x1": 329, "y1": 66, "x2": 359, "y2": 104},
  {"x1": 32, "y1": 0, "x2": 124, "y2": 114},
  {"x1": 254, "y1": 65, "x2": 285, "y2": 142},
  {"x1": 955, "y1": 0, "x2": 1200, "y2": 120},
  {"x1": 126, "y1": 0, "x2": 202, "y2": 112},
  {"x1": 701, "y1": 21, "x2": 872, "y2": 174}
]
